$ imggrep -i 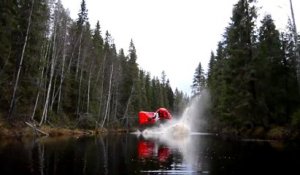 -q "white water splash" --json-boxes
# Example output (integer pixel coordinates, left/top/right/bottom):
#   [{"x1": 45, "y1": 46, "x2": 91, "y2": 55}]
[
  {"x1": 133, "y1": 90, "x2": 211, "y2": 172},
  {"x1": 135, "y1": 89, "x2": 210, "y2": 137}
]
